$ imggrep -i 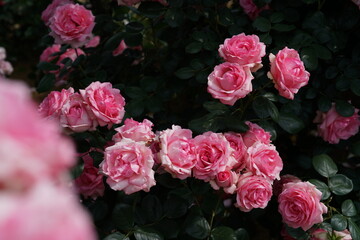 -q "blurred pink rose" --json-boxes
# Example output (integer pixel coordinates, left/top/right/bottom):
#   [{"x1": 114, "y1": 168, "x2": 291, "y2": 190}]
[
  {"x1": 235, "y1": 172, "x2": 273, "y2": 212},
  {"x1": 333, "y1": 230, "x2": 352, "y2": 240},
  {"x1": 224, "y1": 132, "x2": 247, "y2": 172},
  {"x1": 80, "y1": 81, "x2": 126, "y2": 128},
  {"x1": 75, "y1": 154, "x2": 105, "y2": 199},
  {"x1": 38, "y1": 88, "x2": 75, "y2": 121},
  {"x1": 310, "y1": 228, "x2": 328, "y2": 240},
  {"x1": 113, "y1": 40, "x2": 142, "y2": 56},
  {"x1": 268, "y1": 47, "x2": 310, "y2": 99},
  {"x1": 193, "y1": 132, "x2": 236, "y2": 181},
  {"x1": 0, "y1": 183, "x2": 96, "y2": 240},
  {"x1": 246, "y1": 142, "x2": 283, "y2": 181},
  {"x1": 0, "y1": 80, "x2": 76, "y2": 190},
  {"x1": 113, "y1": 118, "x2": 155, "y2": 143},
  {"x1": 210, "y1": 170, "x2": 239, "y2": 194},
  {"x1": 100, "y1": 139, "x2": 156, "y2": 194},
  {"x1": 41, "y1": 0, "x2": 73, "y2": 25},
  {"x1": 39, "y1": 44, "x2": 61, "y2": 63},
  {"x1": 278, "y1": 181, "x2": 328, "y2": 231},
  {"x1": 314, "y1": 104, "x2": 360, "y2": 144},
  {"x1": 85, "y1": 36, "x2": 101, "y2": 48},
  {"x1": 218, "y1": 33, "x2": 266, "y2": 71},
  {"x1": 60, "y1": 93, "x2": 97, "y2": 132},
  {"x1": 242, "y1": 121, "x2": 271, "y2": 147},
  {"x1": 239, "y1": 0, "x2": 269, "y2": 20},
  {"x1": 207, "y1": 63, "x2": 254, "y2": 106},
  {"x1": 49, "y1": 4, "x2": 95, "y2": 48},
  {"x1": 0, "y1": 60, "x2": 13, "y2": 76},
  {"x1": 0, "y1": 47, "x2": 6, "y2": 60},
  {"x1": 158, "y1": 125, "x2": 196, "y2": 180},
  {"x1": 273, "y1": 174, "x2": 301, "y2": 196},
  {"x1": 57, "y1": 48, "x2": 85, "y2": 68}
]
